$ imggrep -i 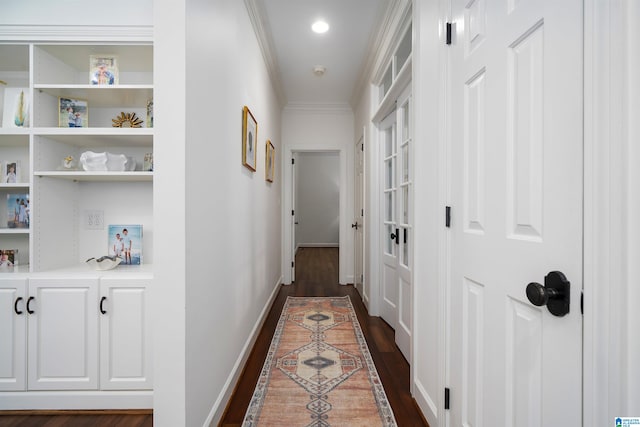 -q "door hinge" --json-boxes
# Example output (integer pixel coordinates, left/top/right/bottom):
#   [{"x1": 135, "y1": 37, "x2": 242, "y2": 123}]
[
  {"x1": 444, "y1": 387, "x2": 450, "y2": 410},
  {"x1": 291, "y1": 158, "x2": 295, "y2": 165},
  {"x1": 361, "y1": 143, "x2": 364, "y2": 151},
  {"x1": 446, "y1": 22, "x2": 452, "y2": 45},
  {"x1": 361, "y1": 208, "x2": 364, "y2": 217},
  {"x1": 445, "y1": 206, "x2": 451, "y2": 228},
  {"x1": 292, "y1": 210, "x2": 295, "y2": 216},
  {"x1": 291, "y1": 261, "x2": 295, "y2": 268},
  {"x1": 581, "y1": 291, "x2": 583, "y2": 315}
]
